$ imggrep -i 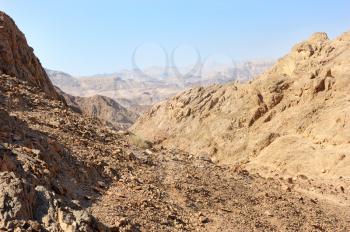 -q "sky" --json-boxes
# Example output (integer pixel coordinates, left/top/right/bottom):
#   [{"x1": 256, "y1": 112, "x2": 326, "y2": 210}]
[{"x1": 1, "y1": 0, "x2": 350, "y2": 76}]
